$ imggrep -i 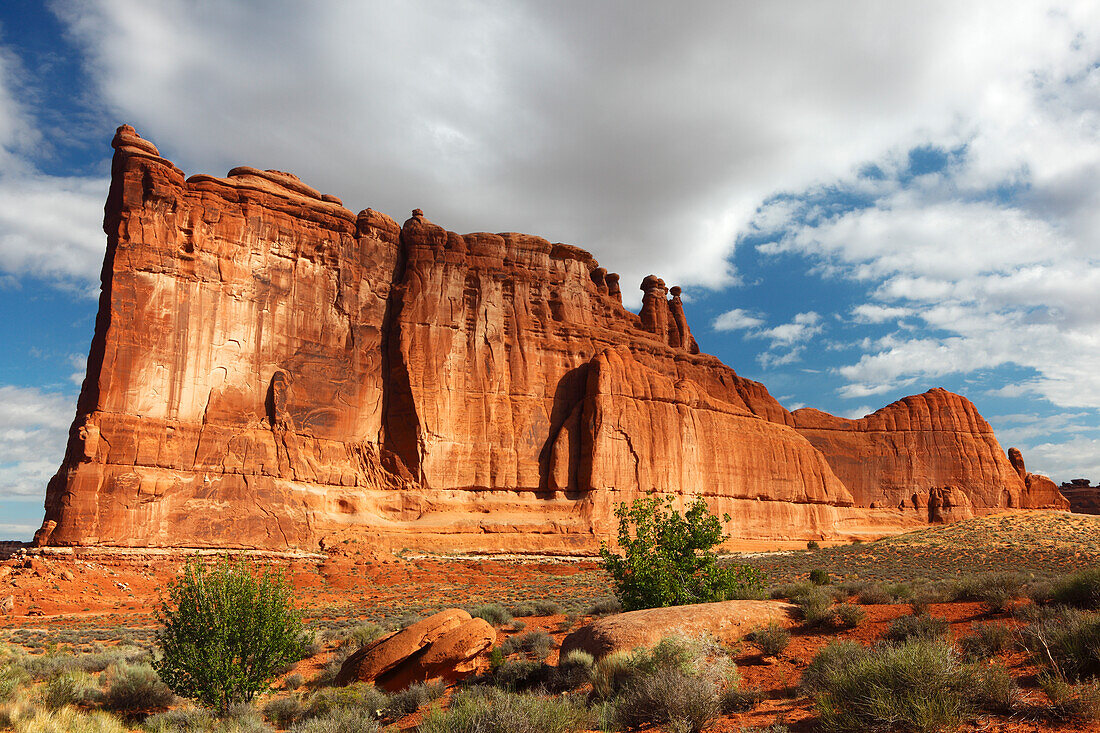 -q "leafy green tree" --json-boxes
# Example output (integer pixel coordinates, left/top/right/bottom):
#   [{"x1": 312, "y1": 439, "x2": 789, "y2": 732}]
[
  {"x1": 600, "y1": 494, "x2": 764, "y2": 611},
  {"x1": 154, "y1": 555, "x2": 307, "y2": 713}
]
